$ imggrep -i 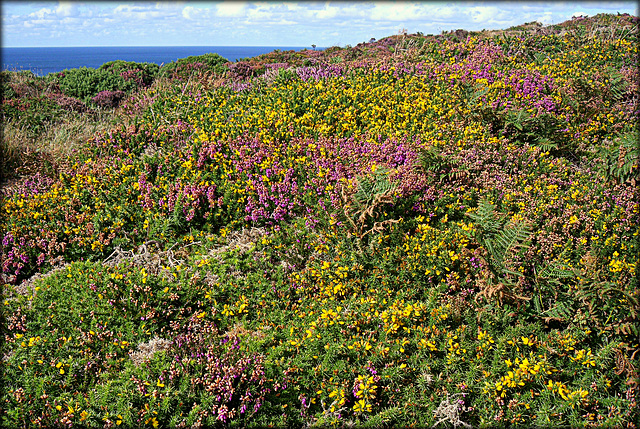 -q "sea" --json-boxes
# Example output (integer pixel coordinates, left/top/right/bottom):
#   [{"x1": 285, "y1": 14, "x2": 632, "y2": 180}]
[{"x1": 1, "y1": 46, "x2": 310, "y2": 77}]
